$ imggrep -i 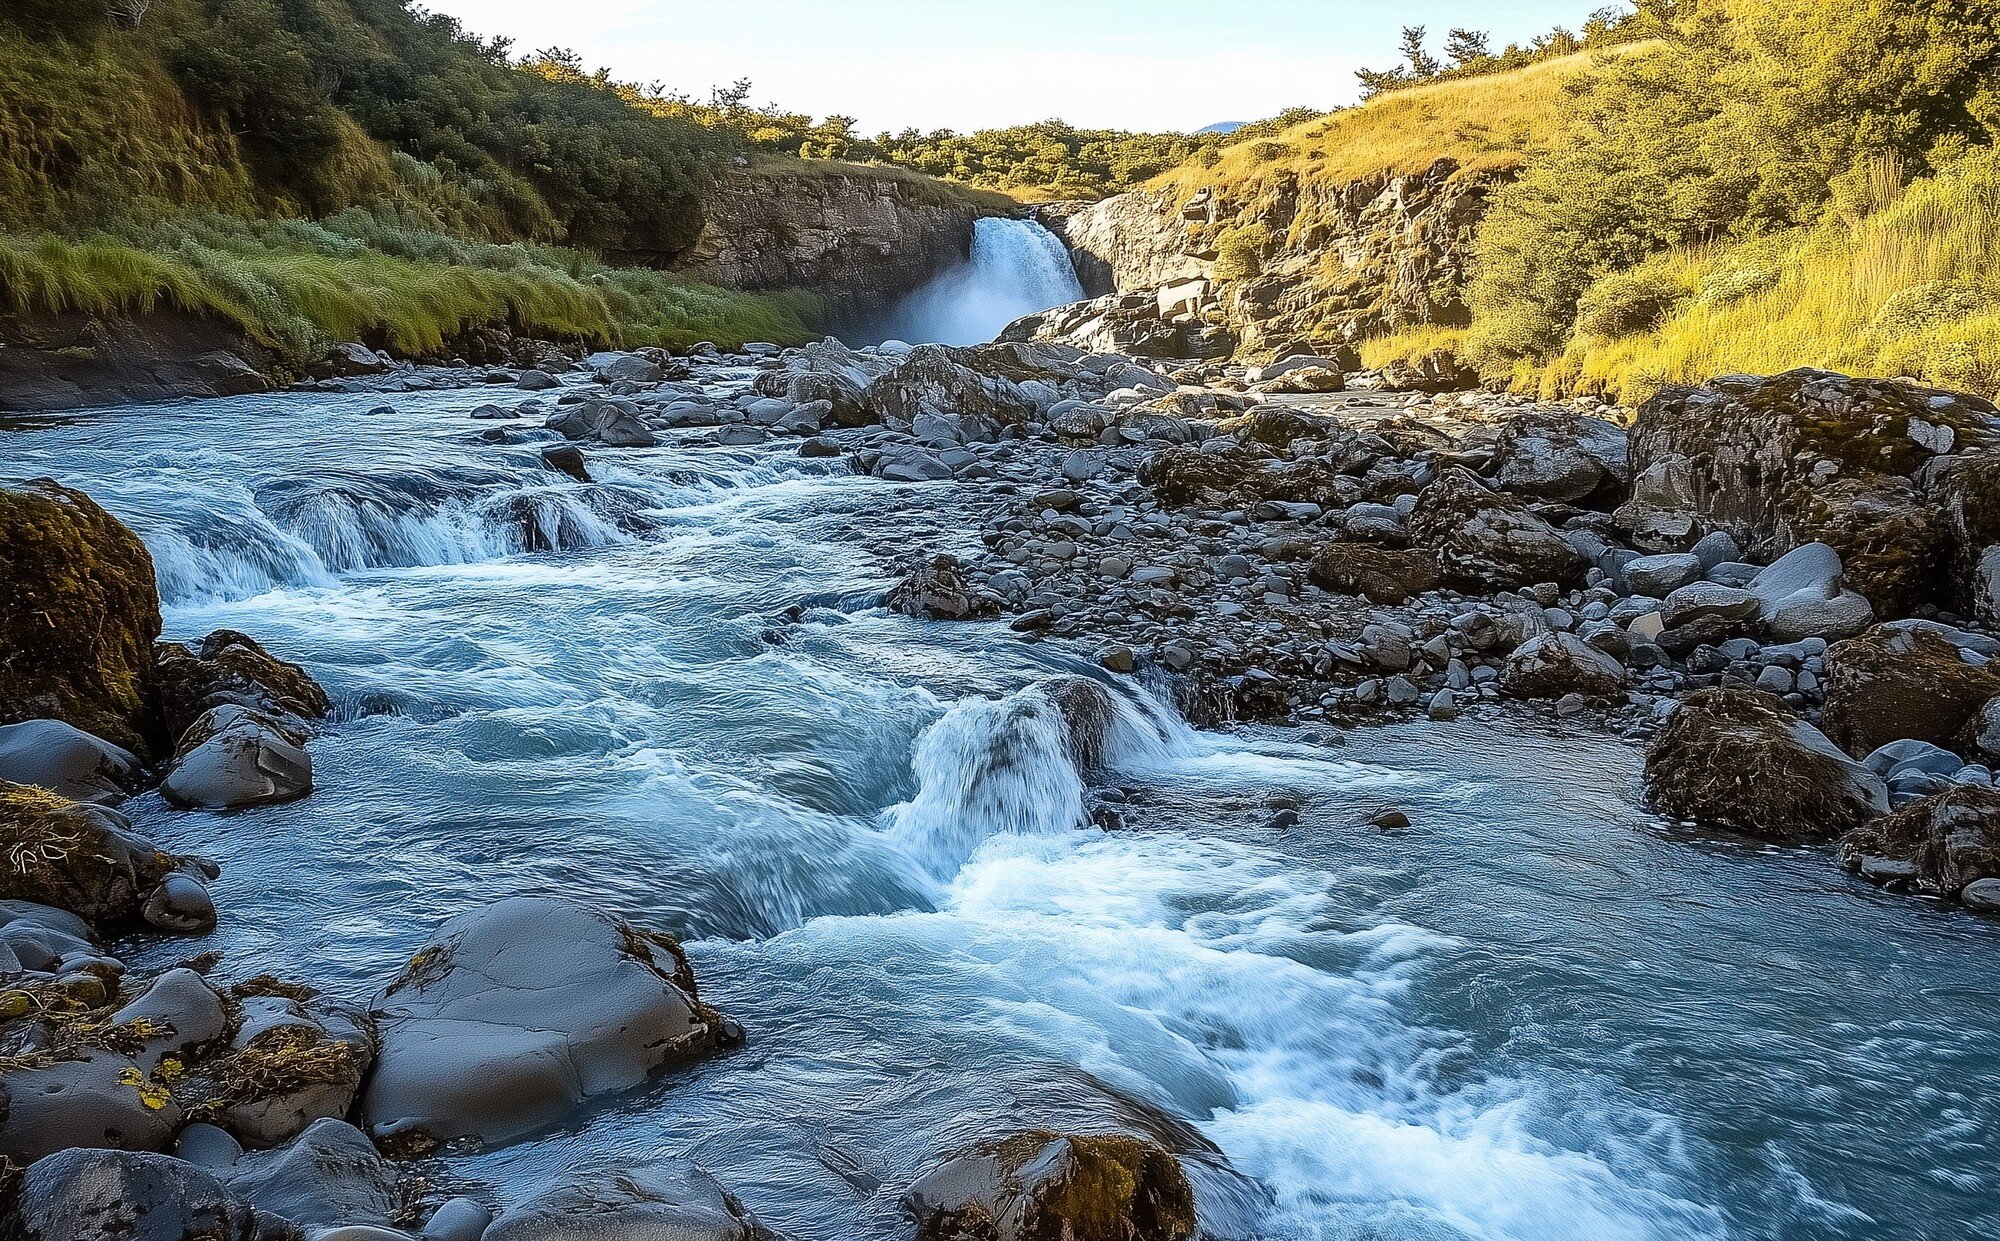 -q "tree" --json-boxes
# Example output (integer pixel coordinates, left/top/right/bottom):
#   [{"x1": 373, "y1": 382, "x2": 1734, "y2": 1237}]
[
  {"x1": 1400, "y1": 26, "x2": 1442, "y2": 79},
  {"x1": 1446, "y1": 28, "x2": 1491, "y2": 67}
]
